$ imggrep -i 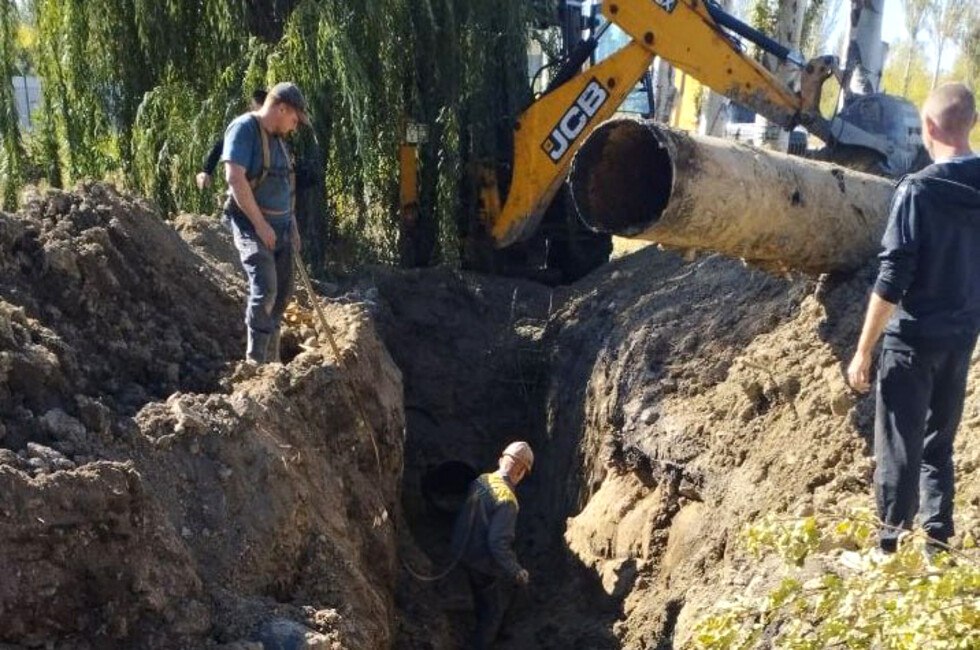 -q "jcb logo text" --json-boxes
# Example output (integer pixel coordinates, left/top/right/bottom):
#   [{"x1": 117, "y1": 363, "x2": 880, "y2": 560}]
[{"x1": 541, "y1": 79, "x2": 609, "y2": 163}]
